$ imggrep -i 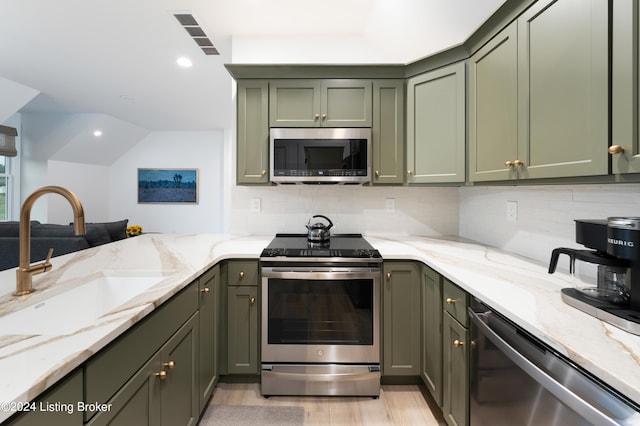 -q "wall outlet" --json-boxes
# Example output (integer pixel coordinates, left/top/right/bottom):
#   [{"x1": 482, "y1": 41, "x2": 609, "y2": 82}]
[
  {"x1": 250, "y1": 198, "x2": 262, "y2": 213},
  {"x1": 385, "y1": 198, "x2": 396, "y2": 212},
  {"x1": 506, "y1": 200, "x2": 518, "y2": 222}
]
